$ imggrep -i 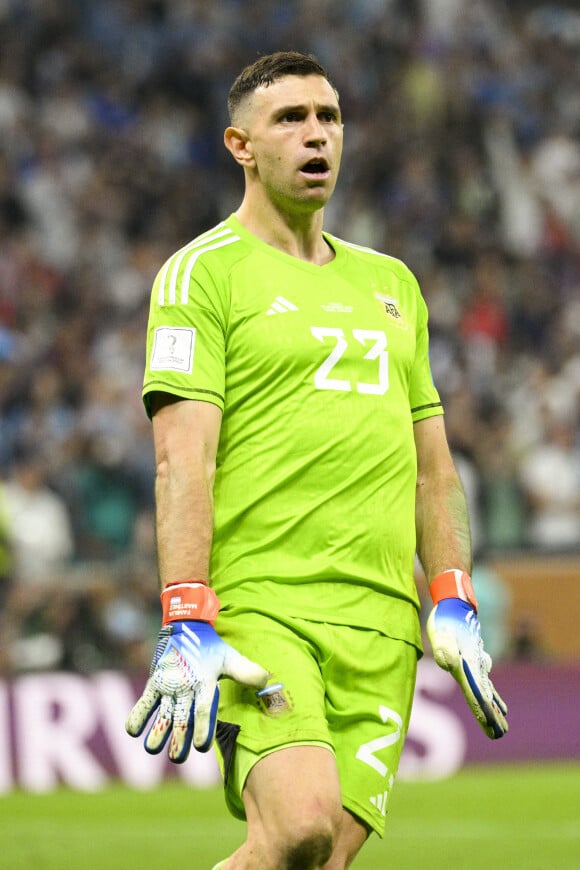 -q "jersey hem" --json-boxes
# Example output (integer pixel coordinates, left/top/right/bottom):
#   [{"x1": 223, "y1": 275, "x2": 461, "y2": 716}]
[
  {"x1": 411, "y1": 403, "x2": 444, "y2": 423},
  {"x1": 216, "y1": 600, "x2": 423, "y2": 655},
  {"x1": 142, "y1": 382, "x2": 224, "y2": 418}
]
